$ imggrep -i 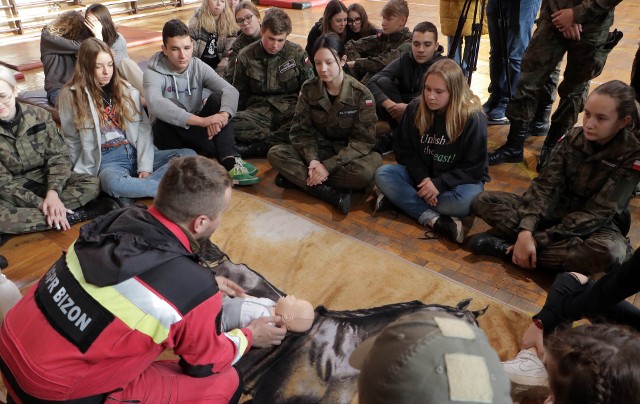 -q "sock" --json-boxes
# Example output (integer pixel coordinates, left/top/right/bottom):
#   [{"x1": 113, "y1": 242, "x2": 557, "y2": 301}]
[
  {"x1": 428, "y1": 215, "x2": 439, "y2": 228},
  {"x1": 220, "y1": 157, "x2": 236, "y2": 171}
]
